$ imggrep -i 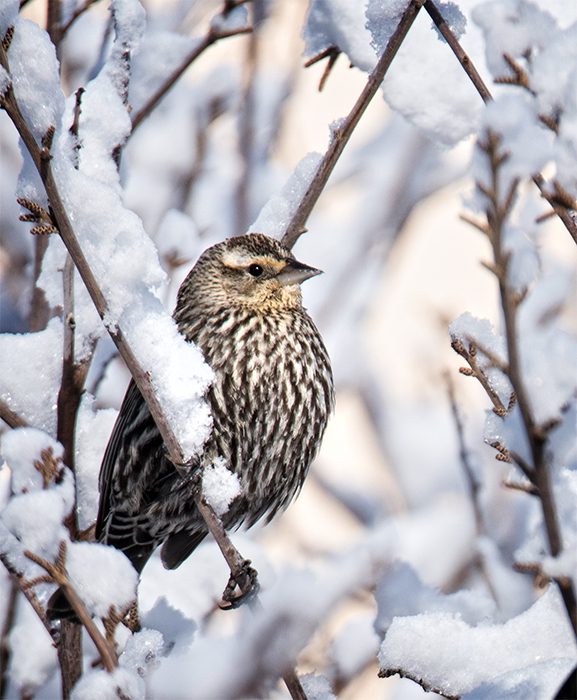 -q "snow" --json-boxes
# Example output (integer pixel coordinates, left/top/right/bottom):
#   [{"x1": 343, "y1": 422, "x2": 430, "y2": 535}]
[
  {"x1": 202, "y1": 457, "x2": 241, "y2": 517},
  {"x1": 37, "y1": 236, "x2": 104, "y2": 362},
  {"x1": 0, "y1": 427, "x2": 63, "y2": 494},
  {"x1": 432, "y1": 2, "x2": 467, "y2": 42},
  {"x1": 210, "y1": 5, "x2": 248, "y2": 34},
  {"x1": 461, "y1": 659, "x2": 575, "y2": 700},
  {"x1": 119, "y1": 628, "x2": 165, "y2": 677},
  {"x1": 379, "y1": 585, "x2": 577, "y2": 698},
  {"x1": 140, "y1": 596, "x2": 196, "y2": 653},
  {"x1": 0, "y1": 317, "x2": 63, "y2": 435},
  {"x1": 0, "y1": 0, "x2": 19, "y2": 31},
  {"x1": 8, "y1": 597, "x2": 58, "y2": 698},
  {"x1": 449, "y1": 311, "x2": 507, "y2": 365},
  {"x1": 330, "y1": 613, "x2": 380, "y2": 680},
  {"x1": 516, "y1": 468, "x2": 577, "y2": 582},
  {"x1": 303, "y1": 0, "x2": 377, "y2": 73},
  {"x1": 300, "y1": 673, "x2": 336, "y2": 700},
  {"x1": 74, "y1": 396, "x2": 118, "y2": 530},
  {"x1": 2, "y1": 0, "x2": 577, "y2": 697},
  {"x1": 472, "y1": 0, "x2": 558, "y2": 79},
  {"x1": 65, "y1": 541, "x2": 138, "y2": 618},
  {"x1": 0, "y1": 65, "x2": 10, "y2": 97},
  {"x1": 70, "y1": 667, "x2": 142, "y2": 700},
  {"x1": 155, "y1": 209, "x2": 202, "y2": 270},
  {"x1": 367, "y1": 0, "x2": 486, "y2": 145},
  {"x1": 249, "y1": 151, "x2": 323, "y2": 240},
  {"x1": 0, "y1": 467, "x2": 75, "y2": 577},
  {"x1": 474, "y1": 93, "x2": 552, "y2": 200},
  {"x1": 129, "y1": 30, "x2": 199, "y2": 113},
  {"x1": 7, "y1": 17, "x2": 64, "y2": 142},
  {"x1": 366, "y1": 0, "x2": 412, "y2": 54},
  {"x1": 374, "y1": 561, "x2": 496, "y2": 636}
]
